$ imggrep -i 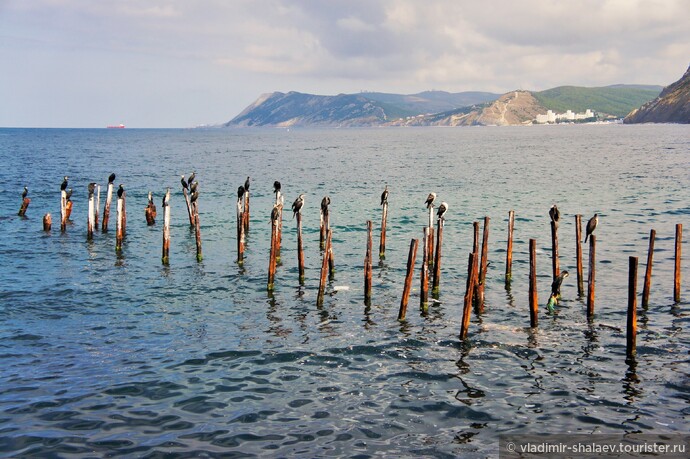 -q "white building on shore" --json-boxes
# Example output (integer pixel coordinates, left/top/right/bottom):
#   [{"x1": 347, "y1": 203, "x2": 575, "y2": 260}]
[{"x1": 535, "y1": 109, "x2": 594, "y2": 124}]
